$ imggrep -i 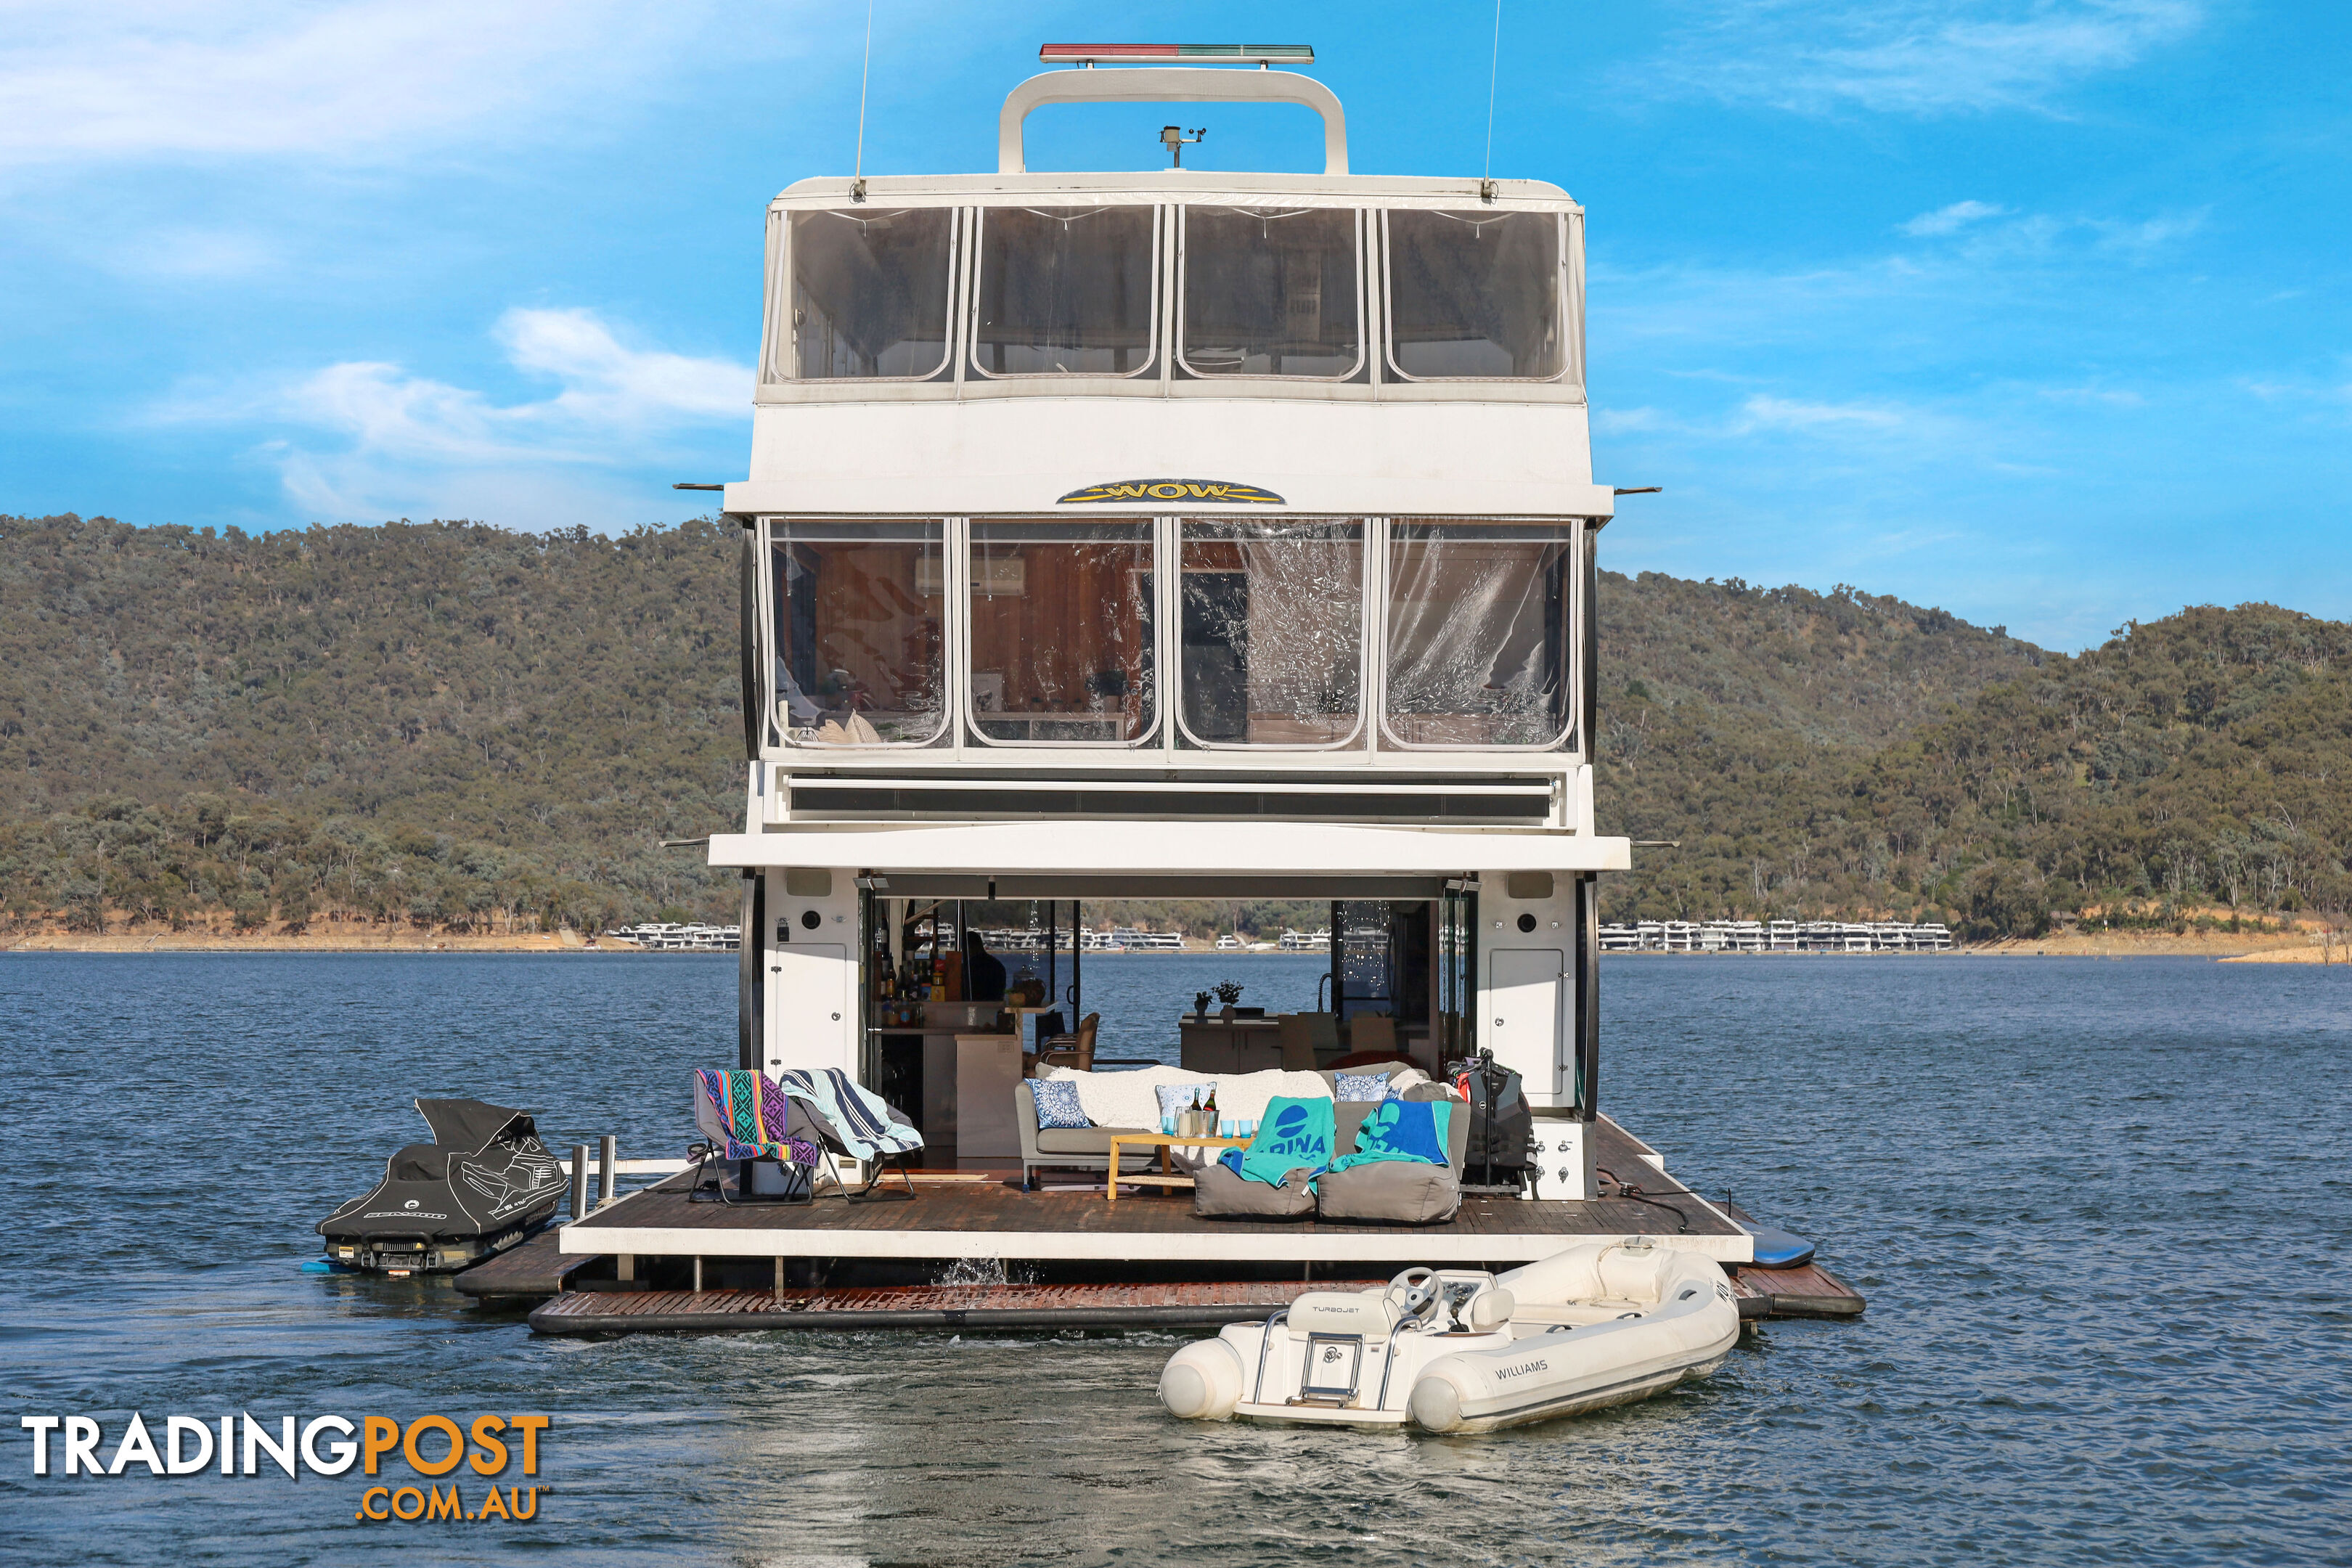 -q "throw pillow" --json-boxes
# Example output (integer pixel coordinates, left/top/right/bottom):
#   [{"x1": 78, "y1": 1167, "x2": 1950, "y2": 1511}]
[
  {"x1": 1030, "y1": 1077, "x2": 1092, "y2": 1130},
  {"x1": 1155, "y1": 1082, "x2": 1204, "y2": 1124},
  {"x1": 1334, "y1": 1071, "x2": 1390, "y2": 1103}
]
